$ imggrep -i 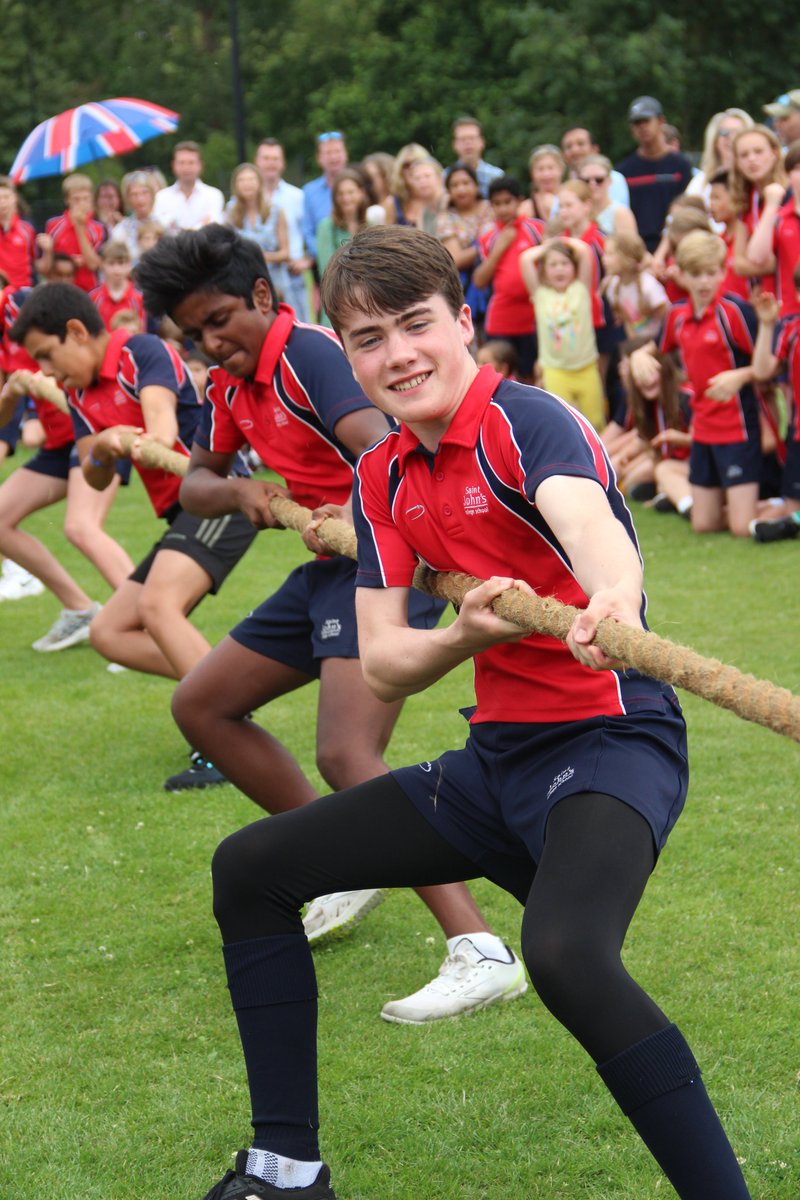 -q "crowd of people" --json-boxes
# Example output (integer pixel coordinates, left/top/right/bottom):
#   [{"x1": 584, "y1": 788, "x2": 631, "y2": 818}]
[{"x1": 1, "y1": 86, "x2": 798, "y2": 1200}]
